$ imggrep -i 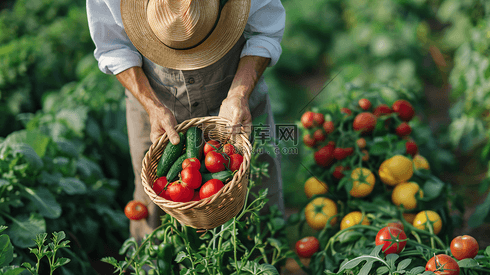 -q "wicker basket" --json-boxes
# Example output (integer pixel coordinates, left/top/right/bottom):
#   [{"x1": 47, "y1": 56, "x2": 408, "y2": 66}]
[{"x1": 141, "y1": 116, "x2": 252, "y2": 229}]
